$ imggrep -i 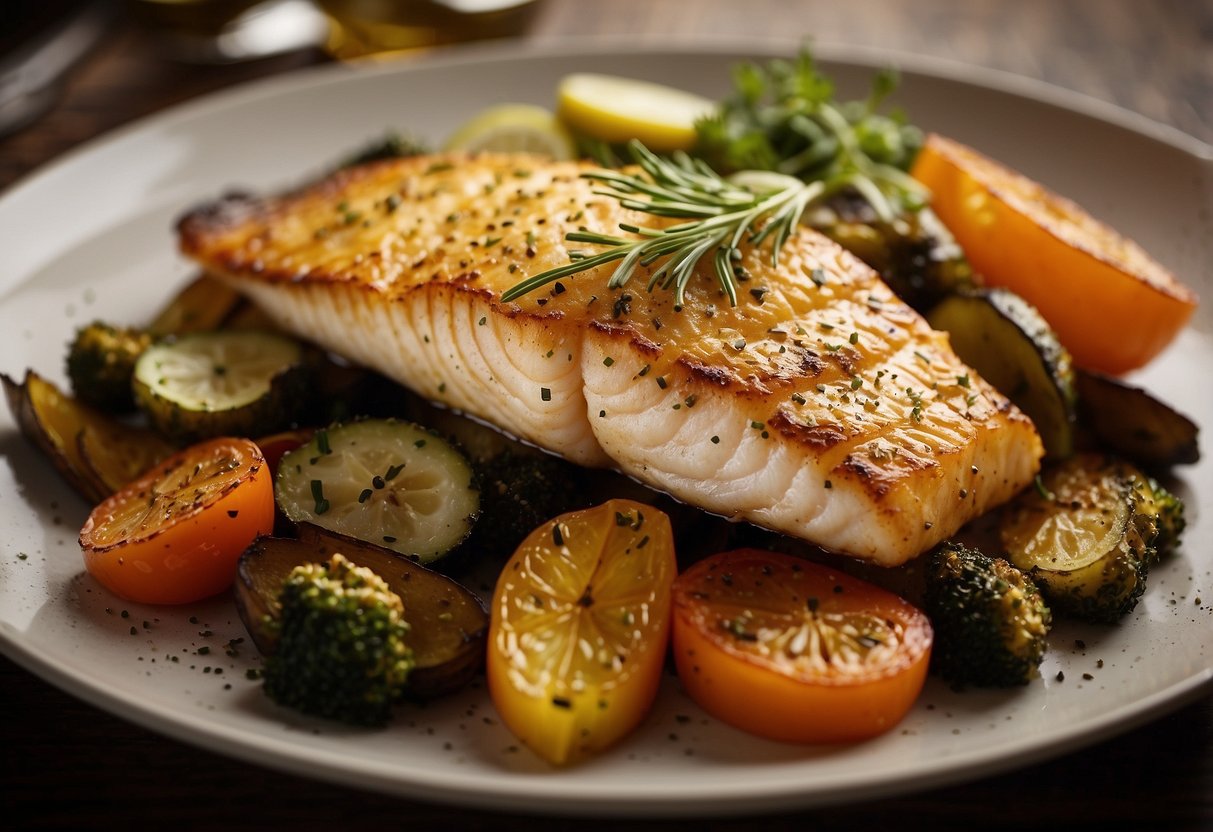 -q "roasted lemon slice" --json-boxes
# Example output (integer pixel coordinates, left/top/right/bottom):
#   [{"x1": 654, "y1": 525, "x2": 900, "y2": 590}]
[
  {"x1": 487, "y1": 499, "x2": 675, "y2": 765},
  {"x1": 444, "y1": 103, "x2": 577, "y2": 160},
  {"x1": 556, "y1": 73, "x2": 714, "y2": 152}
]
